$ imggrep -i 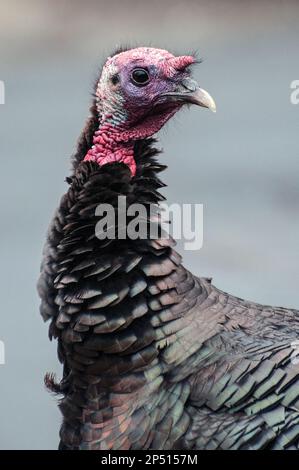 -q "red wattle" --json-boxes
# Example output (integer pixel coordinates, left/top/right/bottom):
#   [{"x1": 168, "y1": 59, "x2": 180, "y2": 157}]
[{"x1": 84, "y1": 132, "x2": 136, "y2": 176}]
